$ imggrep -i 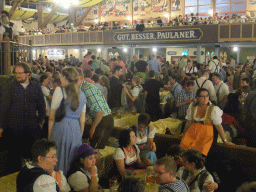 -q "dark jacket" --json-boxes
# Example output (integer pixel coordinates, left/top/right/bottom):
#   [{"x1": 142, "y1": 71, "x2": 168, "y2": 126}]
[
  {"x1": 0, "y1": 80, "x2": 46, "y2": 131},
  {"x1": 17, "y1": 165, "x2": 59, "y2": 192}
]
